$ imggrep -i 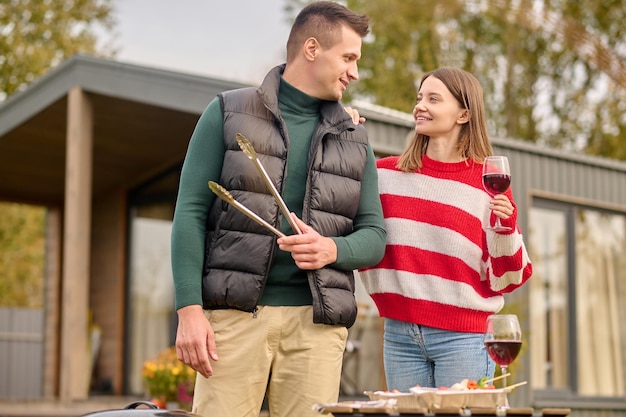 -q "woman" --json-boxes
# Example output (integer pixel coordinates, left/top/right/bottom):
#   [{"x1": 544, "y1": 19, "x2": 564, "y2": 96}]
[{"x1": 359, "y1": 67, "x2": 532, "y2": 391}]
